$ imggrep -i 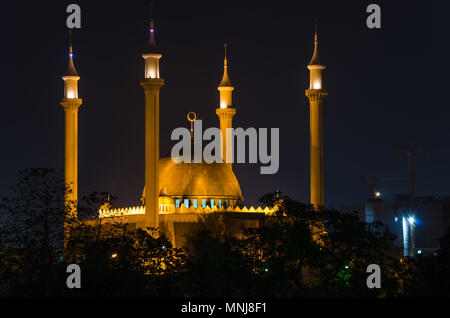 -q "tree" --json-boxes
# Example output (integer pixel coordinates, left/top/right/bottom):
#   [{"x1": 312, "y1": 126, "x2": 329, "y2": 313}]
[
  {"x1": 178, "y1": 192, "x2": 411, "y2": 297},
  {"x1": 246, "y1": 192, "x2": 410, "y2": 297},
  {"x1": 408, "y1": 226, "x2": 450, "y2": 297},
  {"x1": 0, "y1": 168, "x2": 67, "y2": 296},
  {"x1": 0, "y1": 168, "x2": 185, "y2": 297},
  {"x1": 179, "y1": 213, "x2": 254, "y2": 297},
  {"x1": 64, "y1": 227, "x2": 185, "y2": 297}
]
